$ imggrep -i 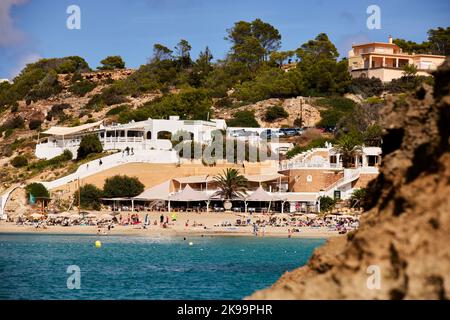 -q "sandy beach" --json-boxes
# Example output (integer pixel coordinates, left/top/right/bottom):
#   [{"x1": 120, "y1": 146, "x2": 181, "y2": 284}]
[{"x1": 0, "y1": 211, "x2": 340, "y2": 238}]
